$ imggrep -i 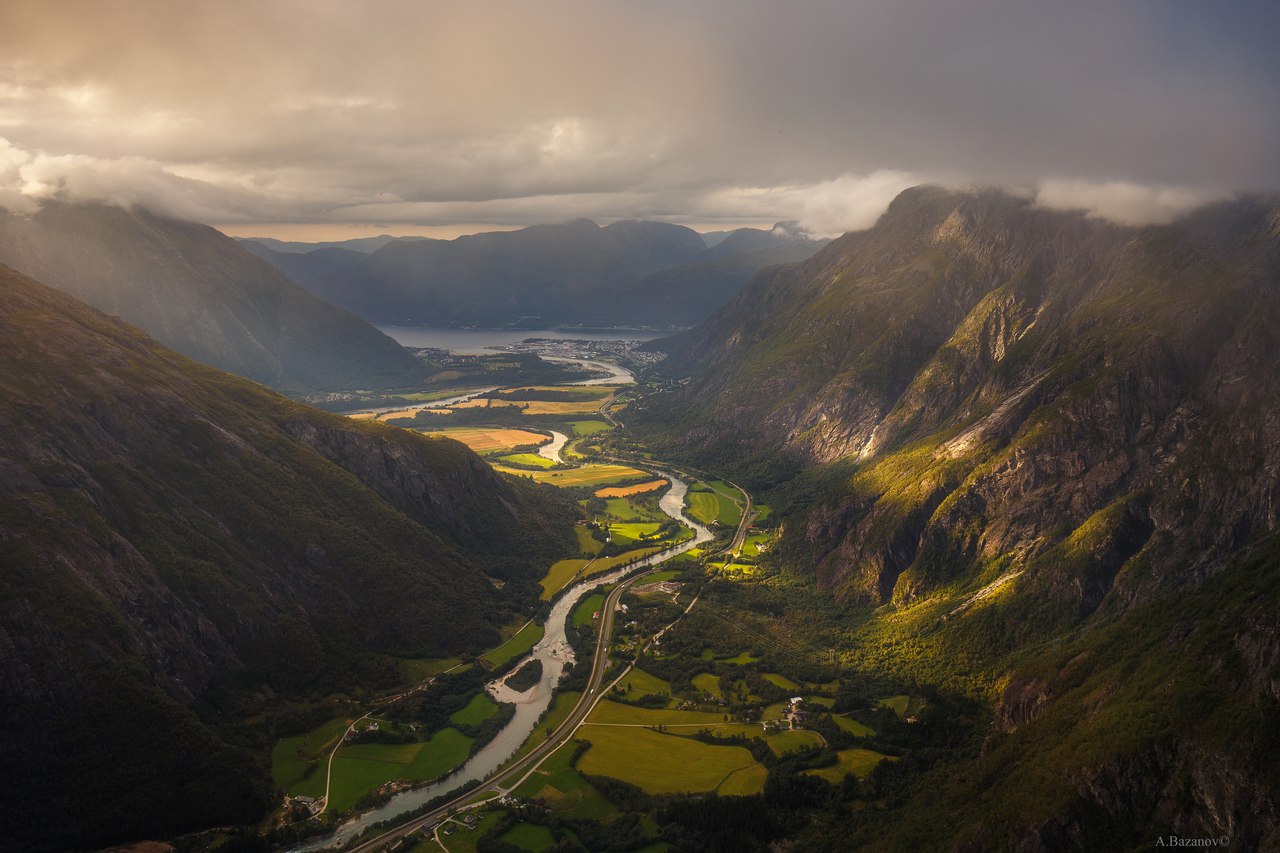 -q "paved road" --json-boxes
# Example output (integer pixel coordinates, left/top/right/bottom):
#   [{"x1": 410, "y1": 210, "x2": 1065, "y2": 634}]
[{"x1": 341, "y1": 570, "x2": 650, "y2": 853}]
